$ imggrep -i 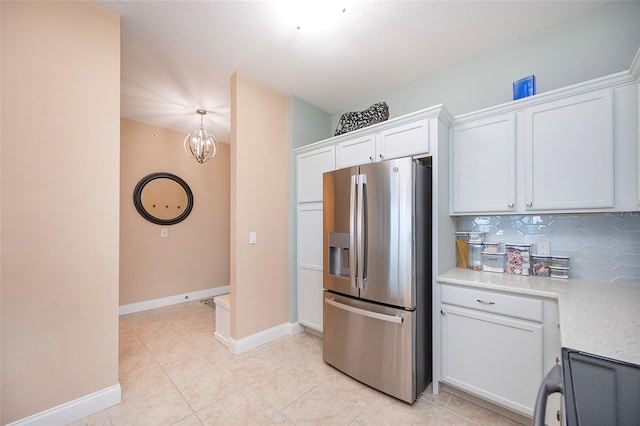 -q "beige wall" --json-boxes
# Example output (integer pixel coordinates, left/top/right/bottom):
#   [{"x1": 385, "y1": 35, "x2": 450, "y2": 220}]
[
  {"x1": 0, "y1": 2, "x2": 120, "y2": 423},
  {"x1": 230, "y1": 73, "x2": 290, "y2": 339},
  {"x1": 120, "y1": 119, "x2": 230, "y2": 305}
]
